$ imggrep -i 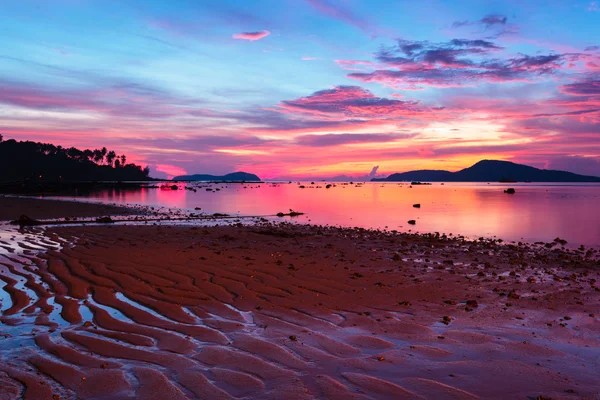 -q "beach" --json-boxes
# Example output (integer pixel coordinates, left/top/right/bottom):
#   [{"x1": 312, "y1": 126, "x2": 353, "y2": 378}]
[
  {"x1": 0, "y1": 198, "x2": 599, "y2": 399},
  {"x1": 0, "y1": 196, "x2": 139, "y2": 221}
]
